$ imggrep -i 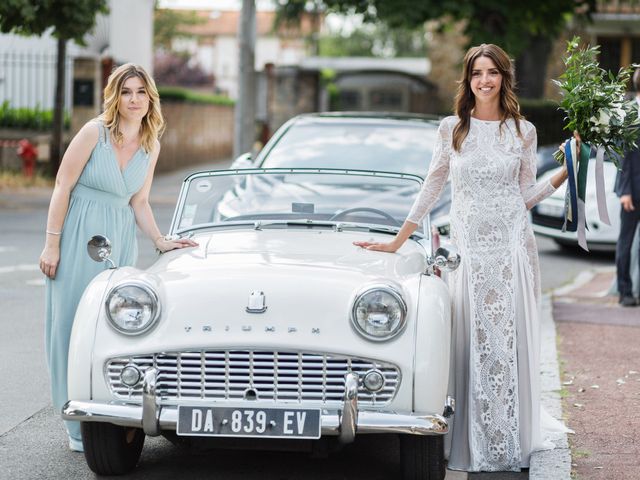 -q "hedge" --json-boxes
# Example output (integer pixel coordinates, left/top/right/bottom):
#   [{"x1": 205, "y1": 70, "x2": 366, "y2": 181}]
[
  {"x1": 158, "y1": 86, "x2": 235, "y2": 106},
  {"x1": 0, "y1": 101, "x2": 70, "y2": 131}
]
